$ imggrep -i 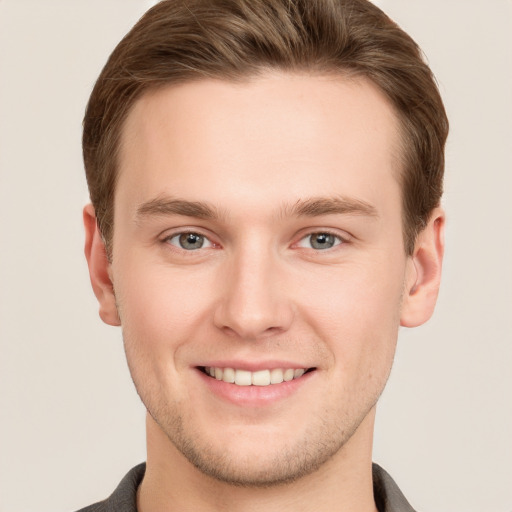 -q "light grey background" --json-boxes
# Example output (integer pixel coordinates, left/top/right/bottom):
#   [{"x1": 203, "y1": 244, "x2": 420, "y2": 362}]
[{"x1": 0, "y1": 1, "x2": 511, "y2": 511}]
